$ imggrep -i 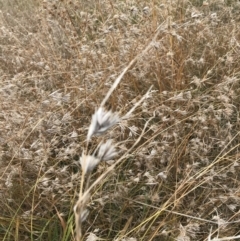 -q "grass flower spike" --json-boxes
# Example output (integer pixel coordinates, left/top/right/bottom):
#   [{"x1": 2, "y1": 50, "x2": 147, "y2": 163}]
[
  {"x1": 80, "y1": 154, "x2": 100, "y2": 174},
  {"x1": 87, "y1": 107, "x2": 120, "y2": 141},
  {"x1": 97, "y1": 139, "x2": 117, "y2": 161},
  {"x1": 80, "y1": 140, "x2": 117, "y2": 174}
]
